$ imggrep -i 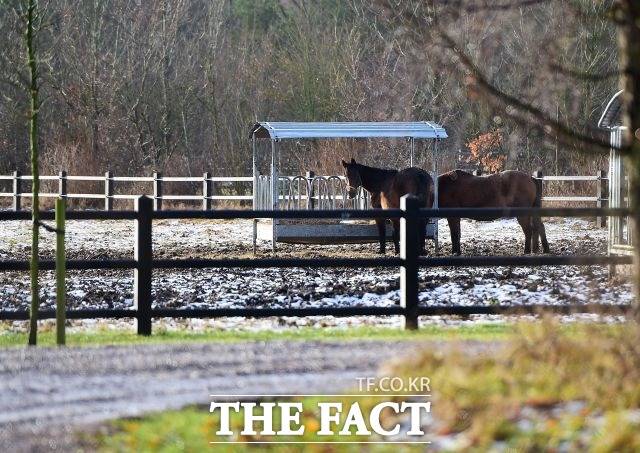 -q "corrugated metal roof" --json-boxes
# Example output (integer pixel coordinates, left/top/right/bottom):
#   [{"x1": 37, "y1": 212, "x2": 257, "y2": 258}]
[
  {"x1": 250, "y1": 121, "x2": 448, "y2": 139},
  {"x1": 598, "y1": 90, "x2": 623, "y2": 129}
]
